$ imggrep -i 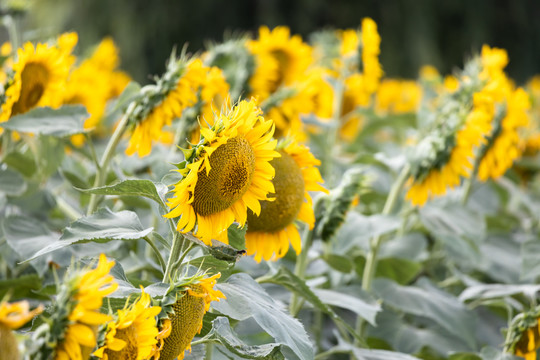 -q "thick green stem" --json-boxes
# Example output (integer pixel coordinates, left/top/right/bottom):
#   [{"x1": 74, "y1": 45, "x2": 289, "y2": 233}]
[
  {"x1": 87, "y1": 113, "x2": 130, "y2": 215},
  {"x1": 143, "y1": 236, "x2": 166, "y2": 272},
  {"x1": 289, "y1": 225, "x2": 315, "y2": 316},
  {"x1": 355, "y1": 163, "x2": 411, "y2": 344},
  {"x1": 162, "y1": 232, "x2": 185, "y2": 283}
]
